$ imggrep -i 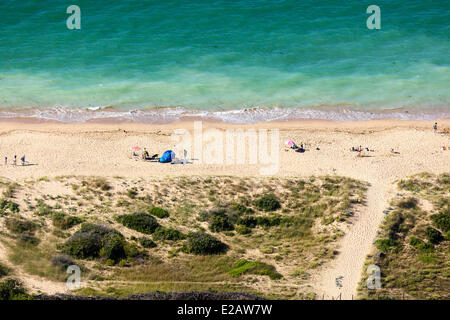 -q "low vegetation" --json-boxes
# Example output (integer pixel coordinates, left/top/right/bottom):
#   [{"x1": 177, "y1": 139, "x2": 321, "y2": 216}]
[
  {"x1": 182, "y1": 232, "x2": 228, "y2": 255},
  {"x1": 228, "y1": 260, "x2": 282, "y2": 280},
  {"x1": 0, "y1": 263, "x2": 9, "y2": 278},
  {"x1": 0, "y1": 175, "x2": 368, "y2": 299},
  {"x1": 149, "y1": 207, "x2": 169, "y2": 218},
  {"x1": 0, "y1": 199, "x2": 20, "y2": 216},
  {"x1": 61, "y1": 223, "x2": 143, "y2": 264},
  {"x1": 116, "y1": 212, "x2": 159, "y2": 234},
  {"x1": 255, "y1": 194, "x2": 281, "y2": 212},
  {"x1": 52, "y1": 212, "x2": 83, "y2": 230},
  {"x1": 359, "y1": 173, "x2": 449, "y2": 300},
  {"x1": 152, "y1": 227, "x2": 185, "y2": 241},
  {"x1": 0, "y1": 279, "x2": 30, "y2": 300}
]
